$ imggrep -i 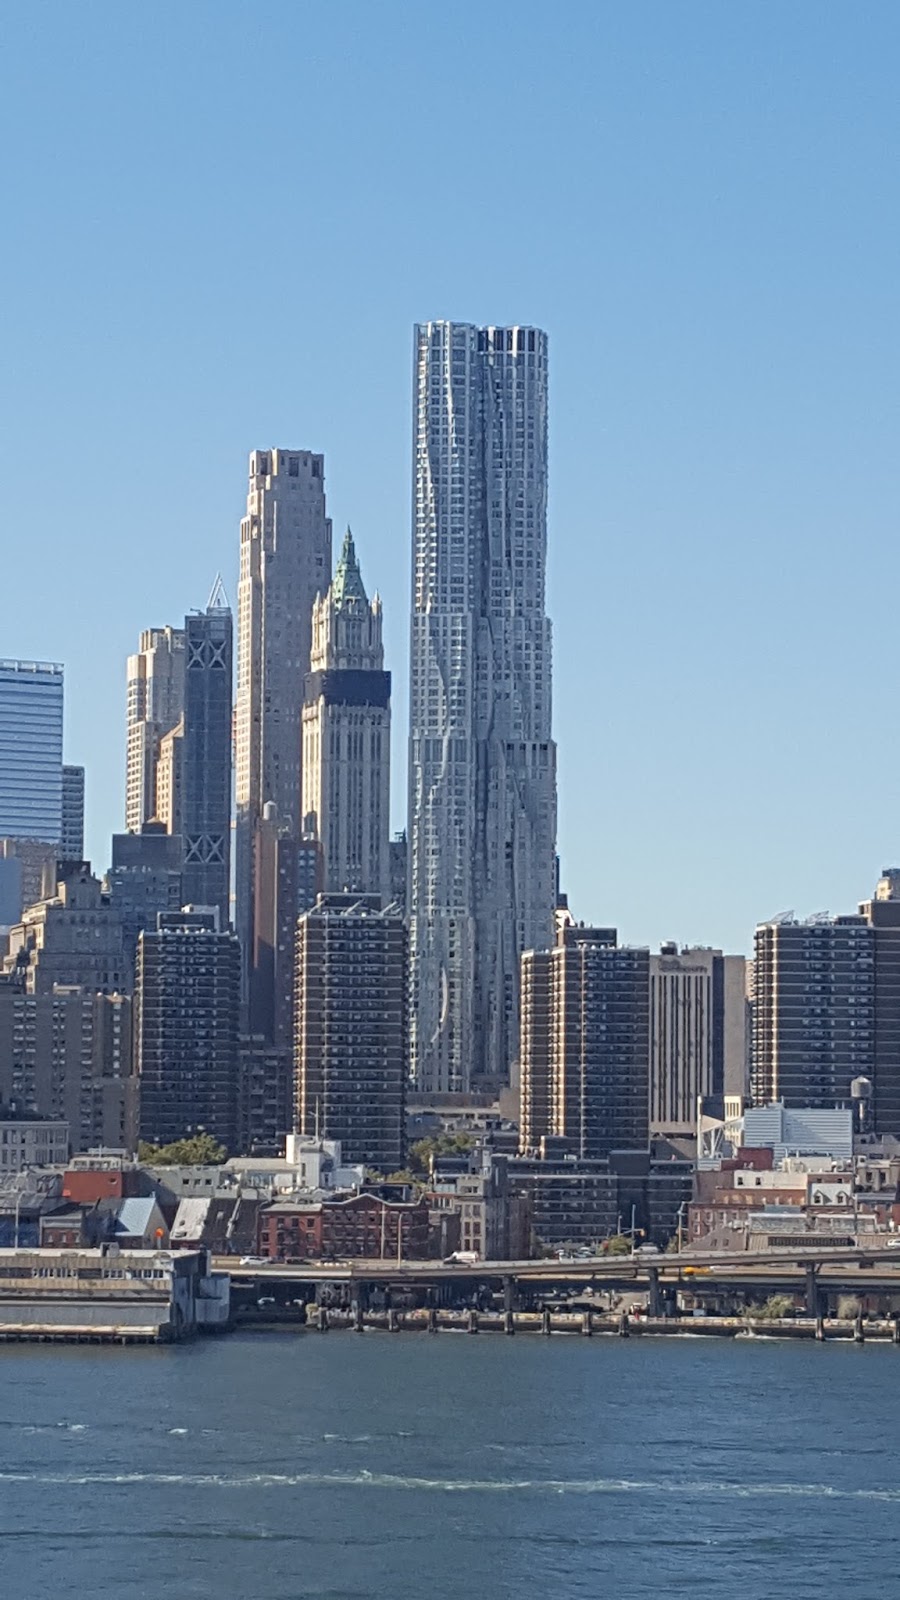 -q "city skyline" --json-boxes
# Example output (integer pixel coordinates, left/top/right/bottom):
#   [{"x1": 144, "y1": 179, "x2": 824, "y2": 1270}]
[
  {"x1": 4, "y1": 5, "x2": 900, "y2": 956},
  {"x1": 4, "y1": 13, "x2": 900, "y2": 1597}
]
